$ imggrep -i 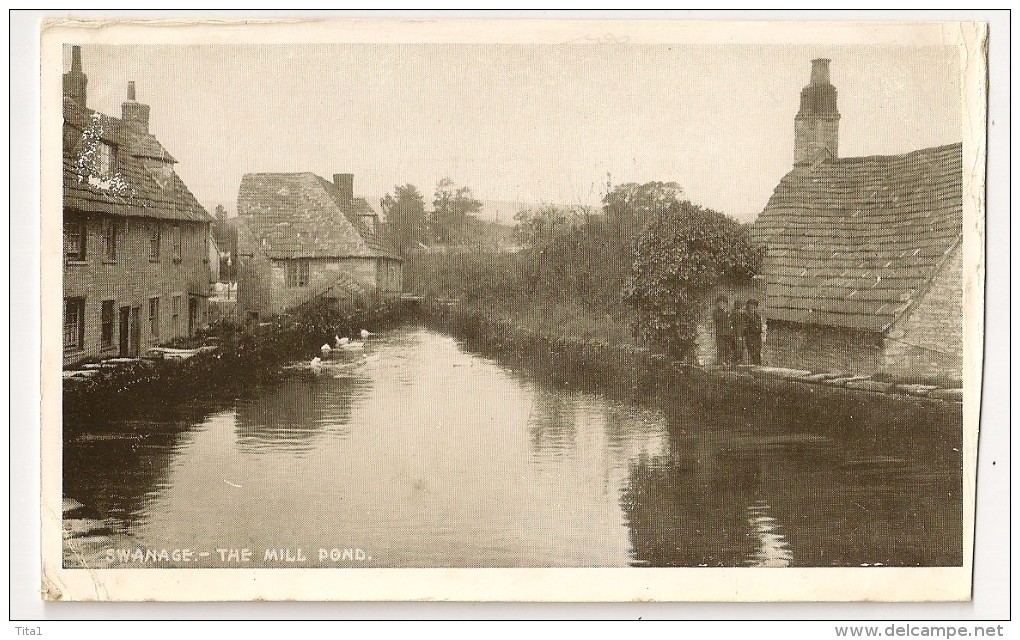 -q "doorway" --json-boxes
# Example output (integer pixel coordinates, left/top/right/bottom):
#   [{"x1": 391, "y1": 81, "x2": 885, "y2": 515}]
[
  {"x1": 118, "y1": 306, "x2": 130, "y2": 356},
  {"x1": 130, "y1": 306, "x2": 141, "y2": 356},
  {"x1": 188, "y1": 297, "x2": 199, "y2": 337}
]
